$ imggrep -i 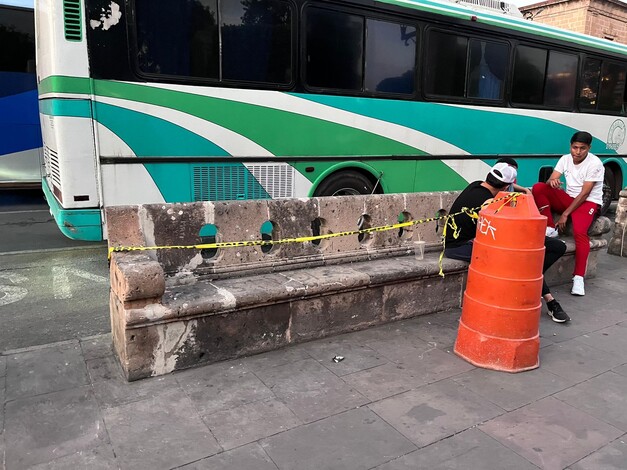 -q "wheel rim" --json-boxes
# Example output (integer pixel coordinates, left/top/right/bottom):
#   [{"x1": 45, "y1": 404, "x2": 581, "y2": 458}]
[{"x1": 331, "y1": 187, "x2": 362, "y2": 196}]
